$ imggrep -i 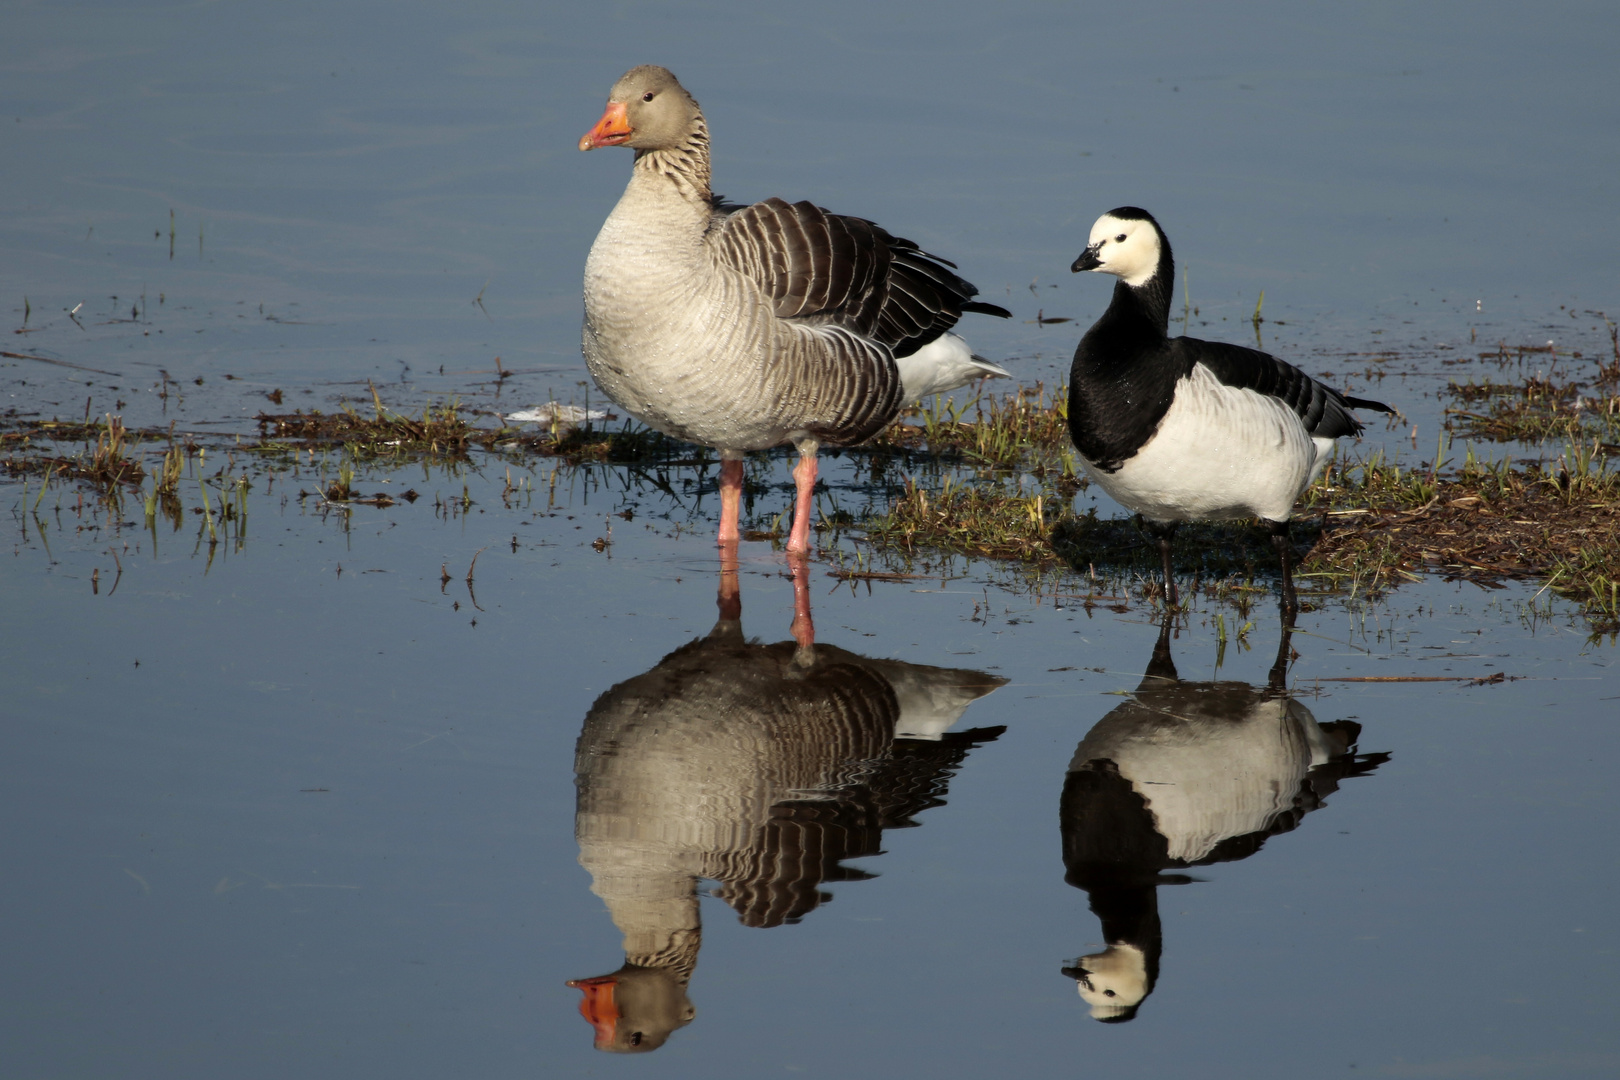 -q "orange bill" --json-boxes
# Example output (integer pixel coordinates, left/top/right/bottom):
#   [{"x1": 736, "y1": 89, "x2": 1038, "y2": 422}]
[{"x1": 579, "y1": 103, "x2": 631, "y2": 151}]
